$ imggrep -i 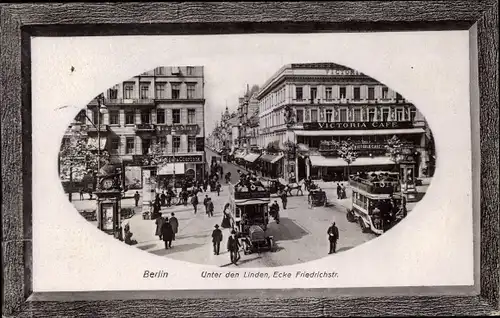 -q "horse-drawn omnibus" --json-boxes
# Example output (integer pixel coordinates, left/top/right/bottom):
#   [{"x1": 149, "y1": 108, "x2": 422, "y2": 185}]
[
  {"x1": 225, "y1": 182, "x2": 276, "y2": 254},
  {"x1": 346, "y1": 171, "x2": 406, "y2": 235}
]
